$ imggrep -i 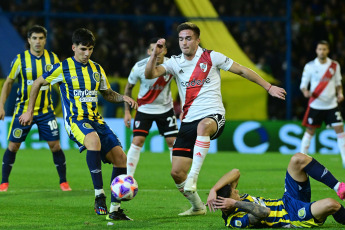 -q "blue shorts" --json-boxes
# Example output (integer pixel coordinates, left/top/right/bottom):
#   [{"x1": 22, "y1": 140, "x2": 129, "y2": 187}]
[
  {"x1": 68, "y1": 120, "x2": 122, "y2": 163},
  {"x1": 8, "y1": 112, "x2": 60, "y2": 142},
  {"x1": 282, "y1": 171, "x2": 323, "y2": 227}
]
